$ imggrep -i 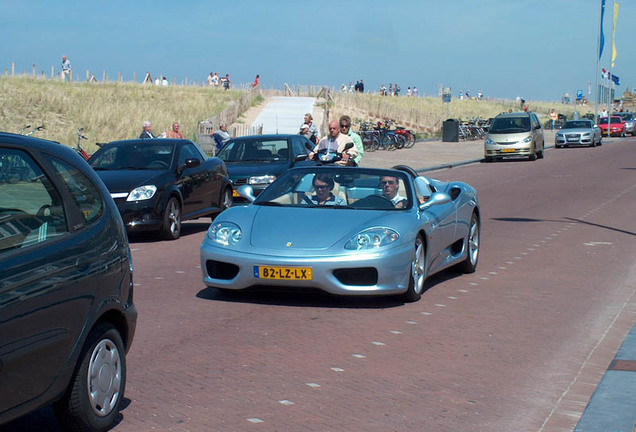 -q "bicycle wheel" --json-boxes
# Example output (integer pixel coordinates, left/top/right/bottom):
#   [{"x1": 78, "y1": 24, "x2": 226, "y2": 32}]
[
  {"x1": 363, "y1": 135, "x2": 376, "y2": 152},
  {"x1": 394, "y1": 134, "x2": 406, "y2": 149},
  {"x1": 379, "y1": 134, "x2": 393, "y2": 150},
  {"x1": 405, "y1": 131, "x2": 416, "y2": 148}
]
